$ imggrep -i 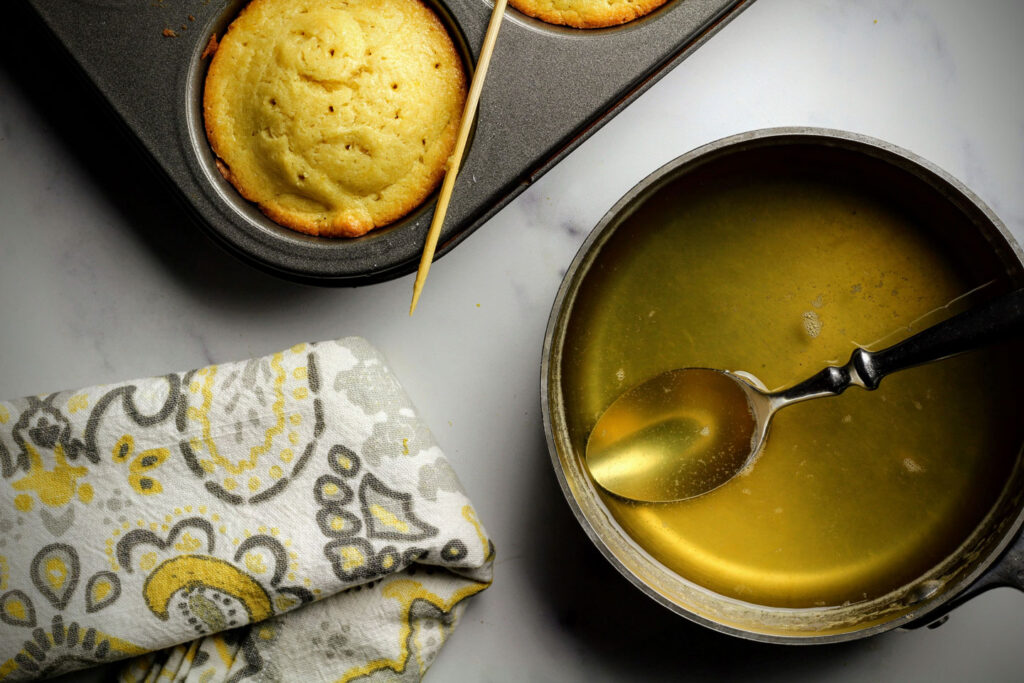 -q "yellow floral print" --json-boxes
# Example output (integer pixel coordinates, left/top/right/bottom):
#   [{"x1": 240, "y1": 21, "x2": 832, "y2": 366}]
[
  {"x1": 11, "y1": 443, "x2": 88, "y2": 508},
  {"x1": 112, "y1": 435, "x2": 169, "y2": 495}
]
